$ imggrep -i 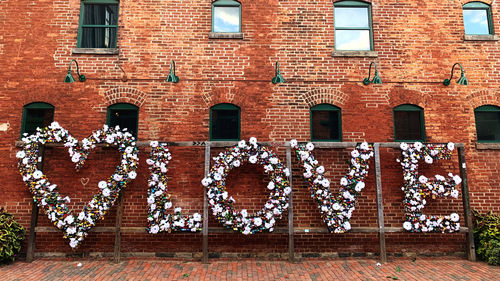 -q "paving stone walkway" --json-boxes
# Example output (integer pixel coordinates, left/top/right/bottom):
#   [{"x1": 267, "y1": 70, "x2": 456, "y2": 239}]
[{"x1": 1, "y1": 257, "x2": 499, "y2": 281}]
